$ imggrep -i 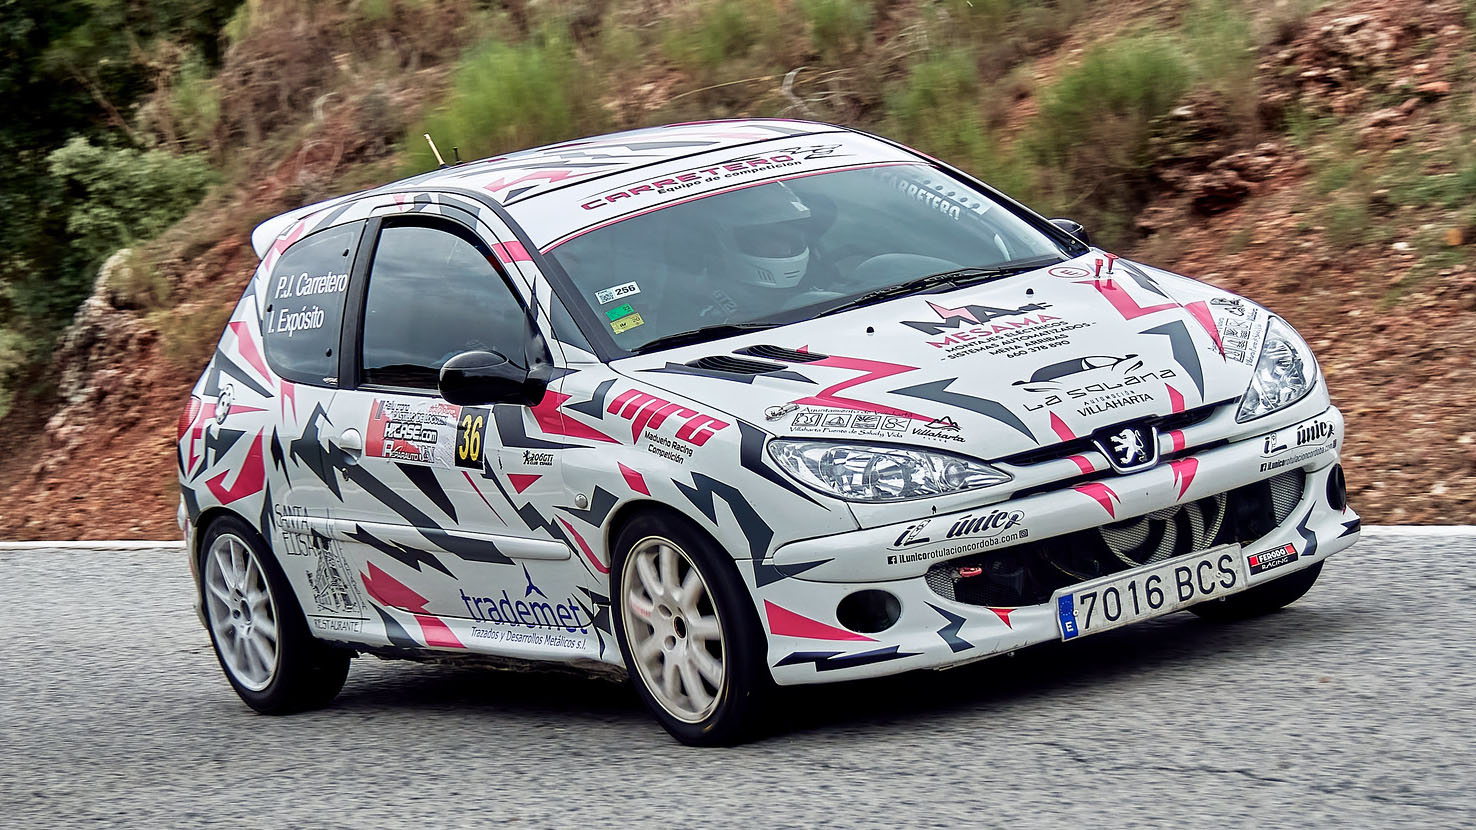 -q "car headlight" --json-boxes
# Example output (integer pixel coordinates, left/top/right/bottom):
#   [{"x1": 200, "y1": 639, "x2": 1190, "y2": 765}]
[
  {"x1": 768, "y1": 440, "x2": 1012, "y2": 502},
  {"x1": 1236, "y1": 316, "x2": 1318, "y2": 422}
]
